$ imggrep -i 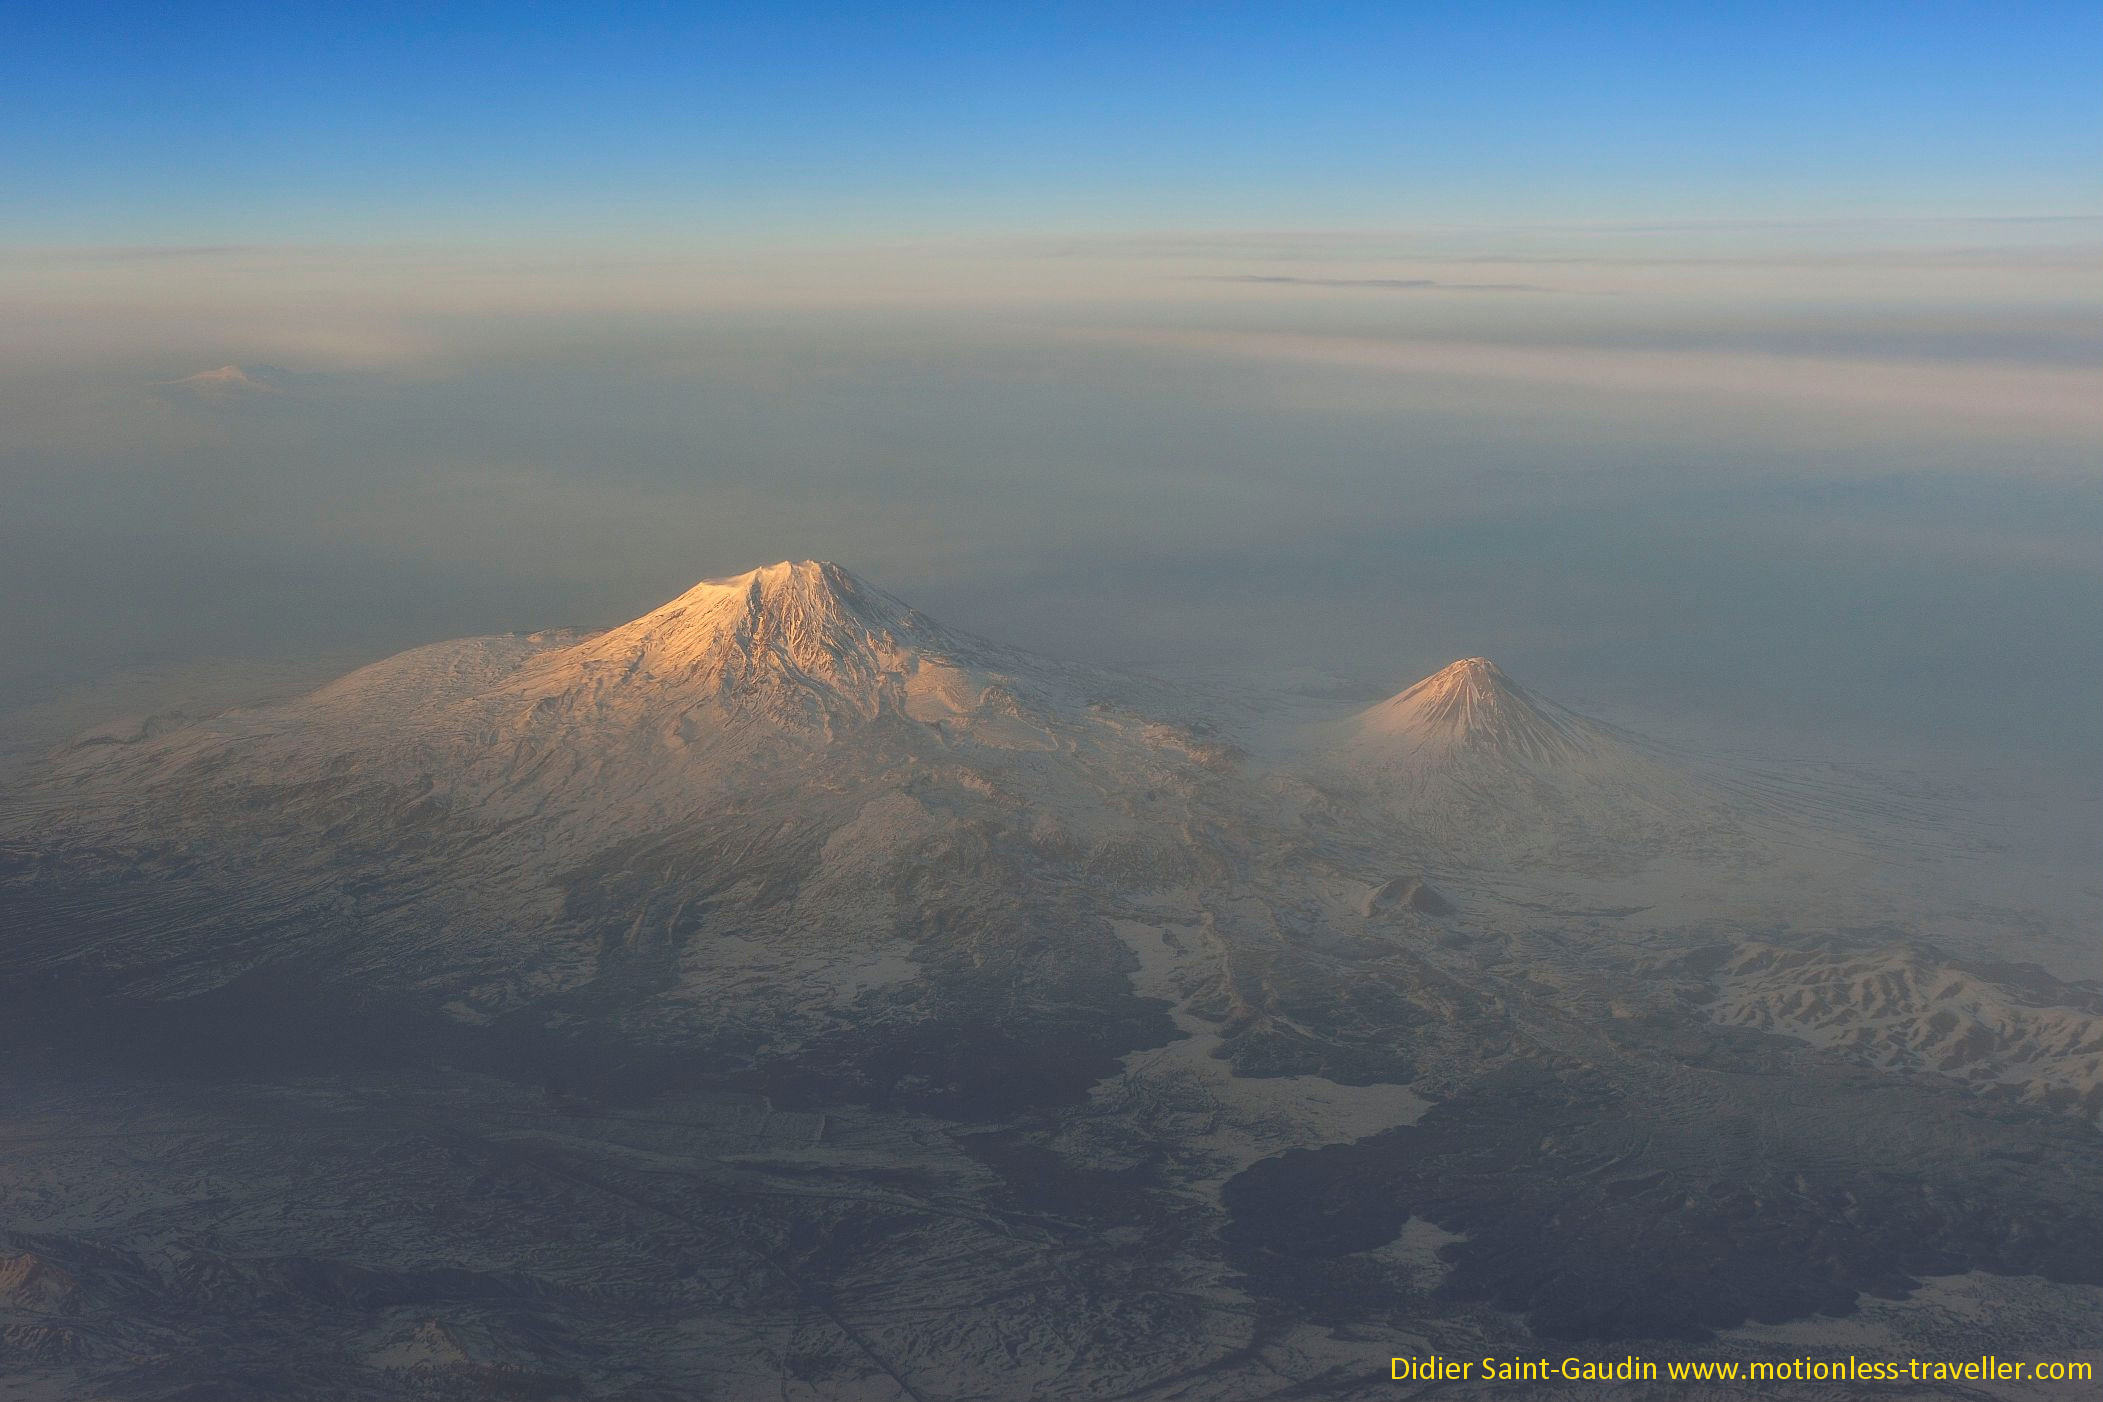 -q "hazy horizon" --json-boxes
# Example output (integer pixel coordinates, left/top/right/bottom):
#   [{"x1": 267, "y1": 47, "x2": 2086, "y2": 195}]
[
  {"x1": 7, "y1": 231, "x2": 2100, "y2": 771},
  {"x1": 10, "y1": 6, "x2": 2101, "y2": 780}
]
